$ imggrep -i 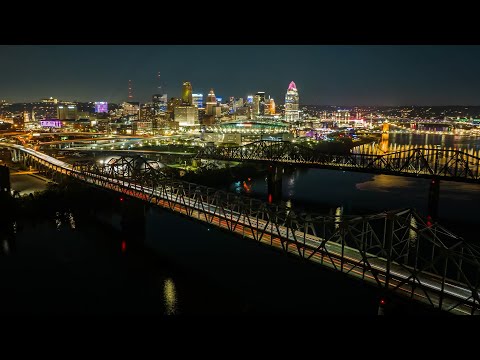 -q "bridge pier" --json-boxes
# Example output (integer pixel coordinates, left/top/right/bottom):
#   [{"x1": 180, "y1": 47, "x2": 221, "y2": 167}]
[
  {"x1": 427, "y1": 177, "x2": 440, "y2": 223},
  {"x1": 267, "y1": 165, "x2": 283, "y2": 203}
]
